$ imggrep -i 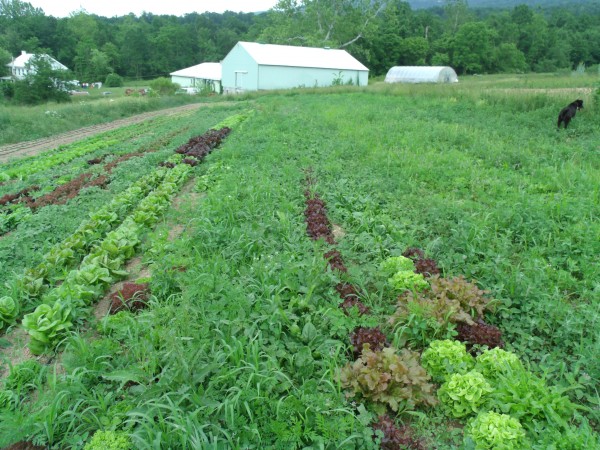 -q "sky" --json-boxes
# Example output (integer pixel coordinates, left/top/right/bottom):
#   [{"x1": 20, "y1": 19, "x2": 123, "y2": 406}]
[{"x1": 25, "y1": 0, "x2": 280, "y2": 18}]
